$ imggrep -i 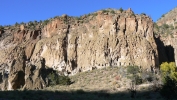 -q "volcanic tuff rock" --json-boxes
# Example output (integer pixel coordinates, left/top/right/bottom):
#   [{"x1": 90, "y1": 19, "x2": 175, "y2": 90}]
[
  {"x1": 0, "y1": 8, "x2": 158, "y2": 90},
  {"x1": 157, "y1": 7, "x2": 177, "y2": 26},
  {"x1": 155, "y1": 7, "x2": 177, "y2": 66}
]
